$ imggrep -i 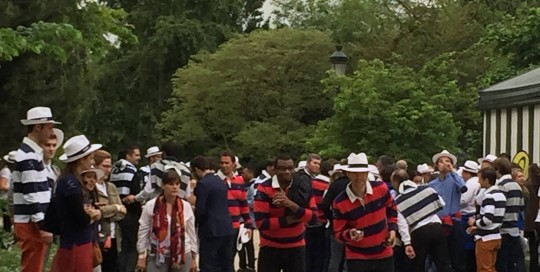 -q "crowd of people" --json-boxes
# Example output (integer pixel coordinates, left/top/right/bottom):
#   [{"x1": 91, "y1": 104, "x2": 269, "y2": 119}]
[{"x1": 0, "y1": 106, "x2": 539, "y2": 272}]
